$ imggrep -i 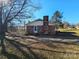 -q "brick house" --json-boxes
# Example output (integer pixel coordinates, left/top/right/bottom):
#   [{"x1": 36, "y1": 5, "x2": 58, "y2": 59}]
[{"x1": 26, "y1": 16, "x2": 56, "y2": 35}]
